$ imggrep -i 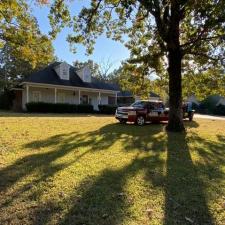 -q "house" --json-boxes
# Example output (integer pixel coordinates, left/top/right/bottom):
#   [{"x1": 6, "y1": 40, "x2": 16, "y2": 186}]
[
  {"x1": 12, "y1": 61, "x2": 160, "y2": 111},
  {"x1": 12, "y1": 62, "x2": 120, "y2": 111},
  {"x1": 216, "y1": 97, "x2": 225, "y2": 106}
]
